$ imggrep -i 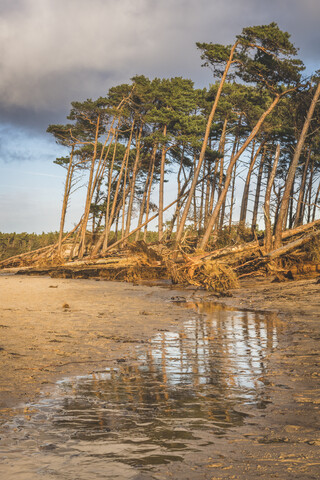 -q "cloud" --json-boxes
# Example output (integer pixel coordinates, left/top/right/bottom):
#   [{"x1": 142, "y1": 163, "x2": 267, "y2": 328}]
[
  {"x1": 0, "y1": 124, "x2": 63, "y2": 163},
  {"x1": 0, "y1": 0, "x2": 318, "y2": 134},
  {"x1": 1, "y1": 0, "x2": 319, "y2": 232}
]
